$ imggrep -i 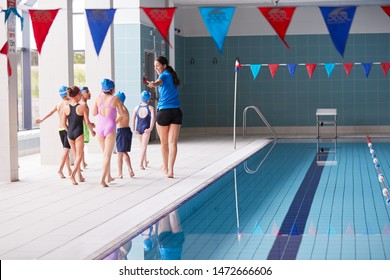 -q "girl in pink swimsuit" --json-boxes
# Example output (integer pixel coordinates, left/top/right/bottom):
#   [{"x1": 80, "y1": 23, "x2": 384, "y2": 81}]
[
  {"x1": 92, "y1": 78, "x2": 124, "y2": 187},
  {"x1": 96, "y1": 95, "x2": 117, "y2": 138}
]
